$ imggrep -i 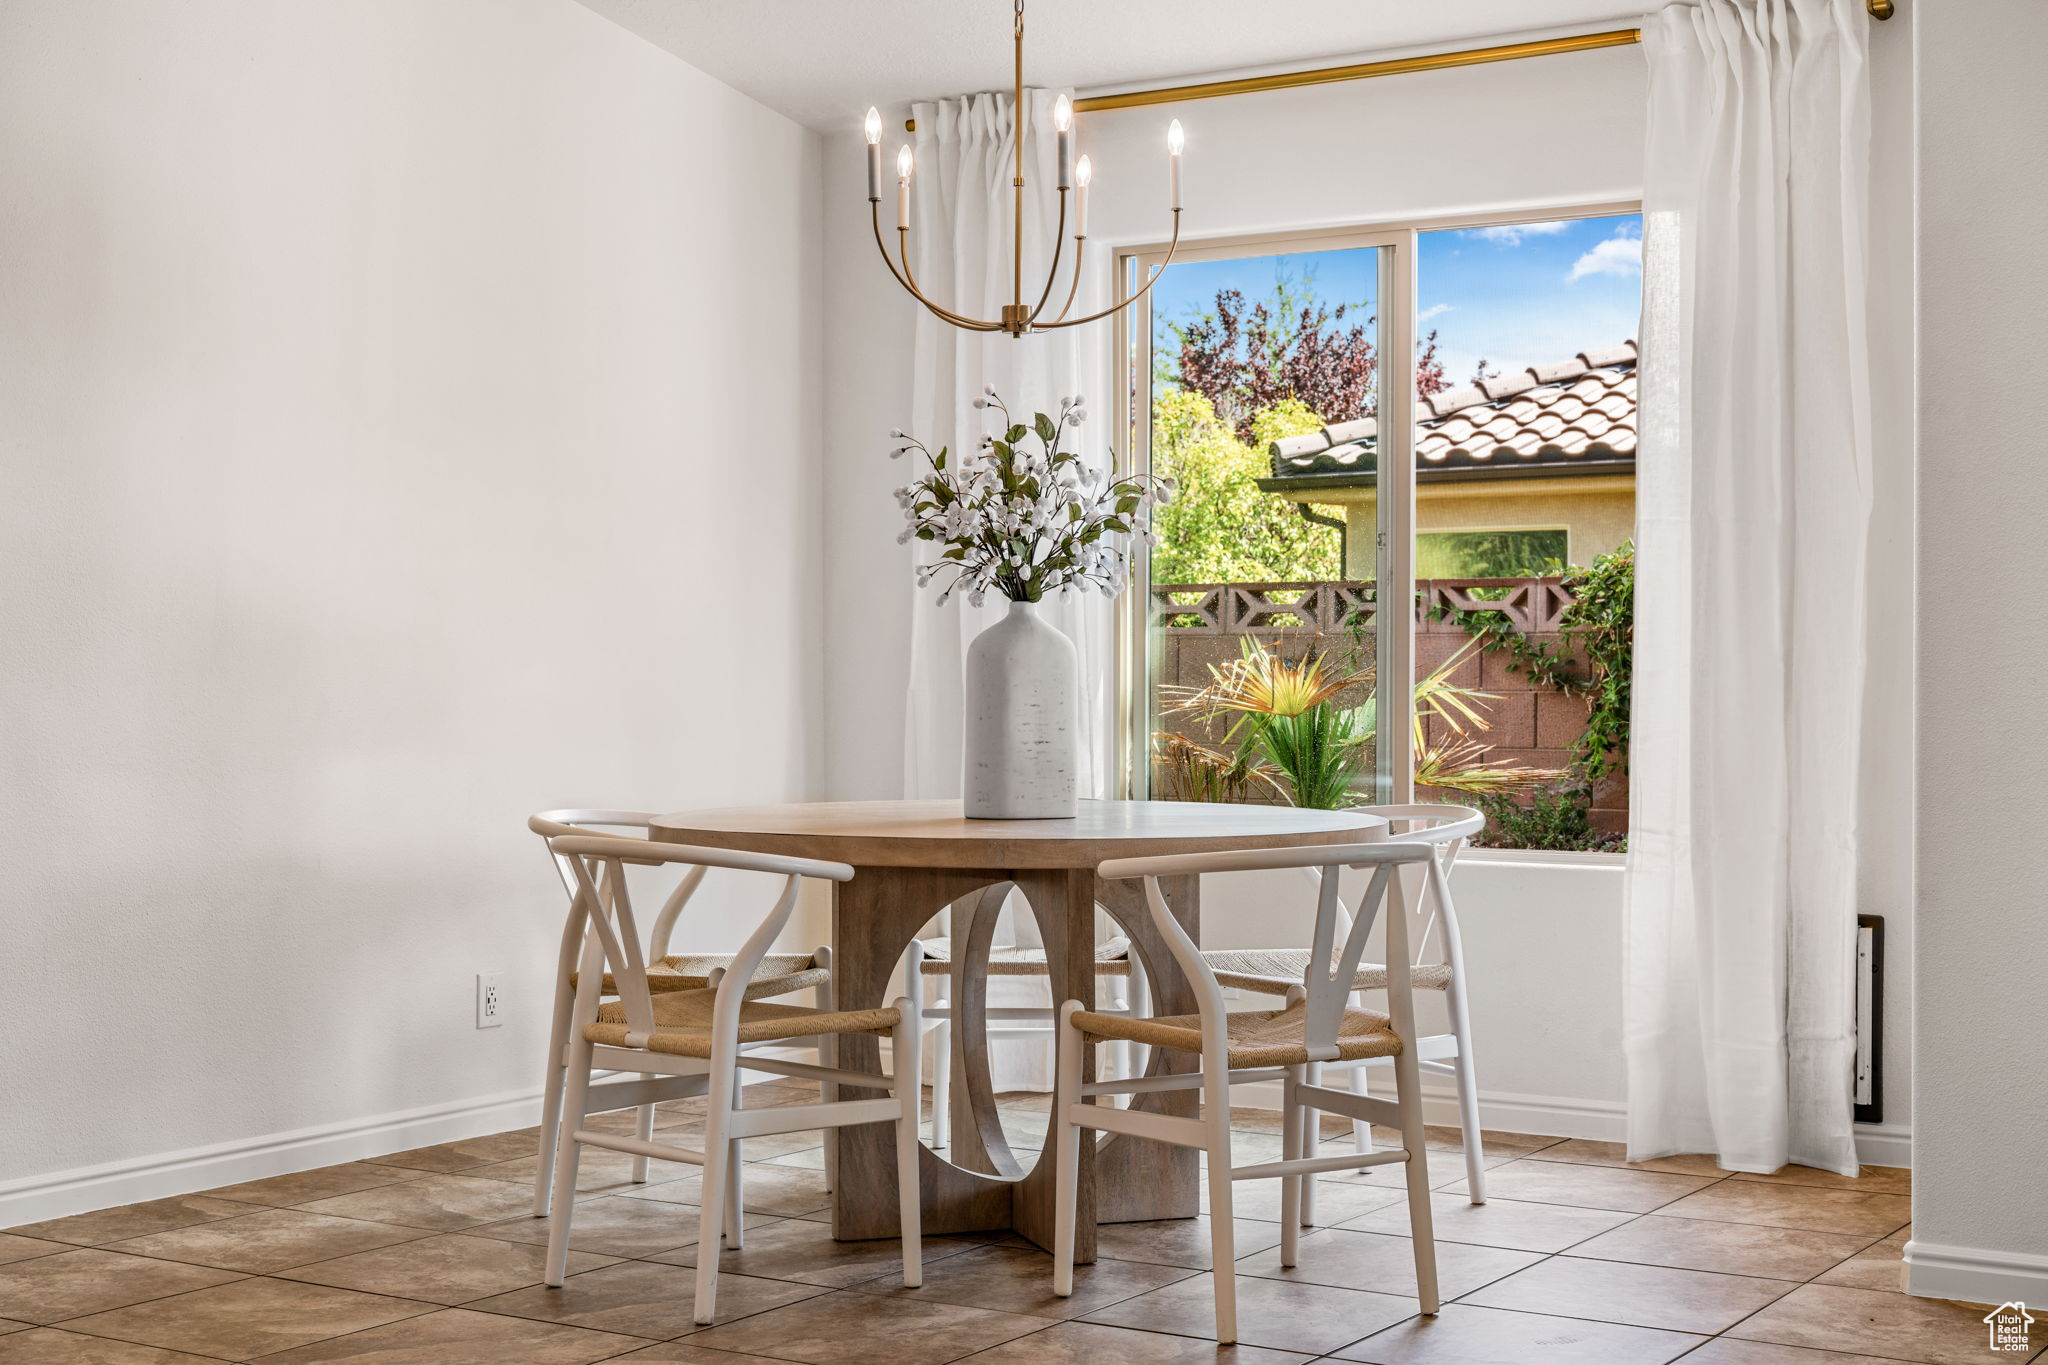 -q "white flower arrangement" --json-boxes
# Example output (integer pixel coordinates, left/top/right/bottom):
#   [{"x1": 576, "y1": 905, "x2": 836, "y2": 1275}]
[{"x1": 891, "y1": 388, "x2": 1175, "y2": 607}]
